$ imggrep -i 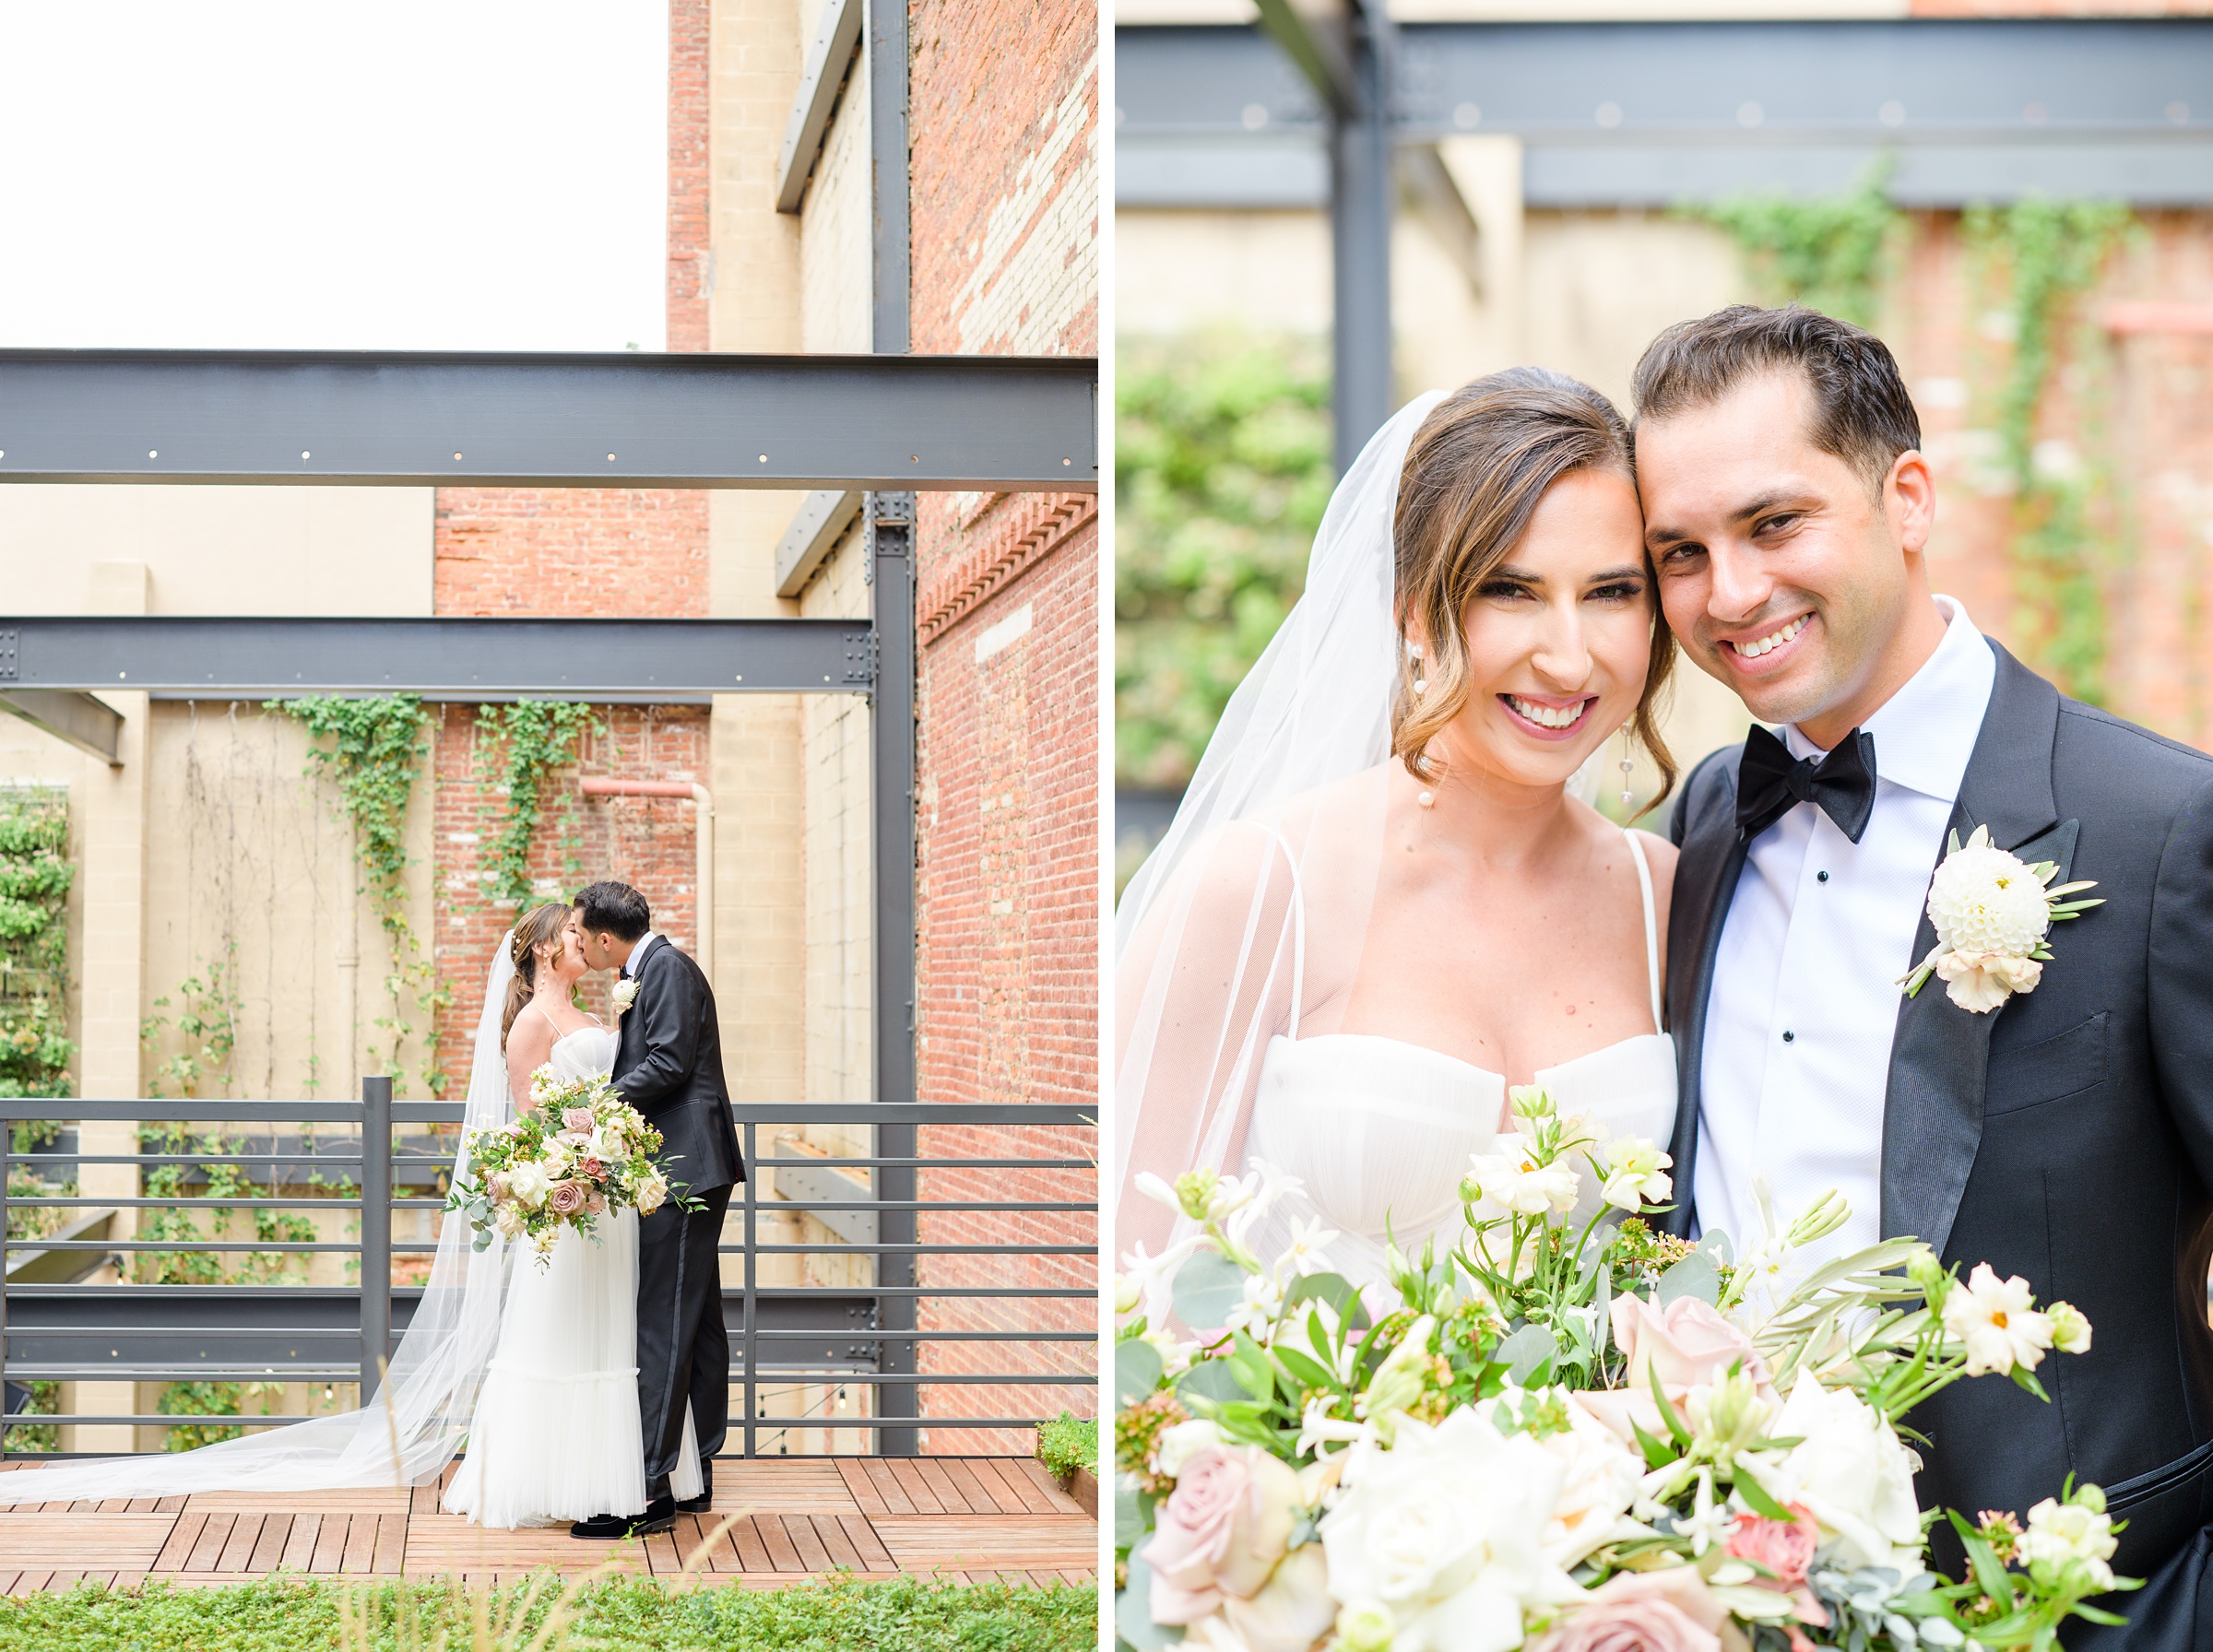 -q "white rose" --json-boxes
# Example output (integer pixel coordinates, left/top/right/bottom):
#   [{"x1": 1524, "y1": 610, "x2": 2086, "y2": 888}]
[
  {"x1": 505, "y1": 1162, "x2": 550, "y2": 1210},
  {"x1": 1320, "y1": 1408, "x2": 1580, "y2": 1652},
  {"x1": 1753, "y1": 1372, "x2": 1925, "y2": 1575},
  {"x1": 2019, "y1": 1496, "x2": 2118, "y2": 1592},
  {"x1": 492, "y1": 1203, "x2": 525, "y2": 1239},
  {"x1": 1155, "y1": 1418, "x2": 1229, "y2": 1480},
  {"x1": 635, "y1": 1169, "x2": 669, "y2": 1215},
  {"x1": 1492, "y1": 1389, "x2": 1649, "y2": 1568},
  {"x1": 1942, "y1": 1262, "x2": 2053, "y2": 1376}
]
